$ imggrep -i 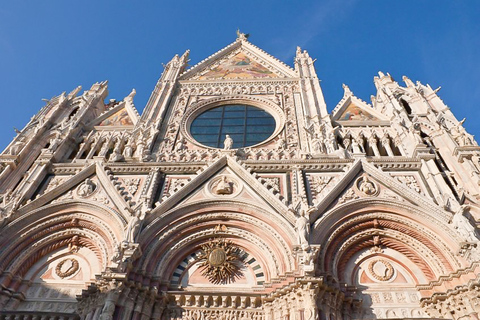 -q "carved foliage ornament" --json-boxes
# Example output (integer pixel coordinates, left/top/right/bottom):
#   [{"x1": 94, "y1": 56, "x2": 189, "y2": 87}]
[
  {"x1": 368, "y1": 259, "x2": 394, "y2": 281},
  {"x1": 198, "y1": 238, "x2": 244, "y2": 284},
  {"x1": 55, "y1": 258, "x2": 80, "y2": 279}
]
